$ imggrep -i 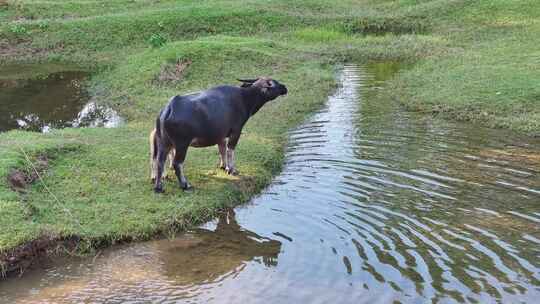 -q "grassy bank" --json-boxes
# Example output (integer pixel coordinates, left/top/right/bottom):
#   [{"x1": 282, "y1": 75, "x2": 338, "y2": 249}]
[
  {"x1": 385, "y1": 0, "x2": 540, "y2": 133},
  {"x1": 1, "y1": 0, "x2": 538, "y2": 273}
]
